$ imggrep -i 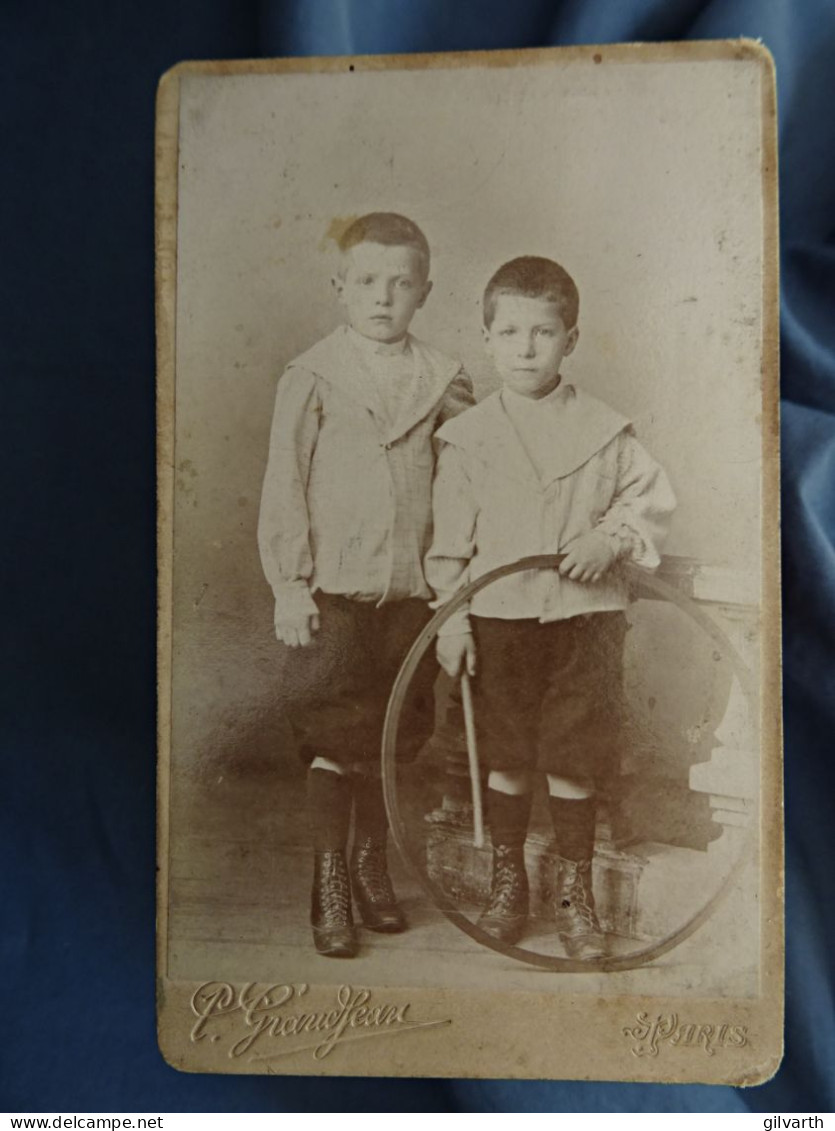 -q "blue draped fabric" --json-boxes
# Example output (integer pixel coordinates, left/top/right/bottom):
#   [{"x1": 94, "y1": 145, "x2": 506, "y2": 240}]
[{"x1": 2, "y1": 0, "x2": 833, "y2": 1113}]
